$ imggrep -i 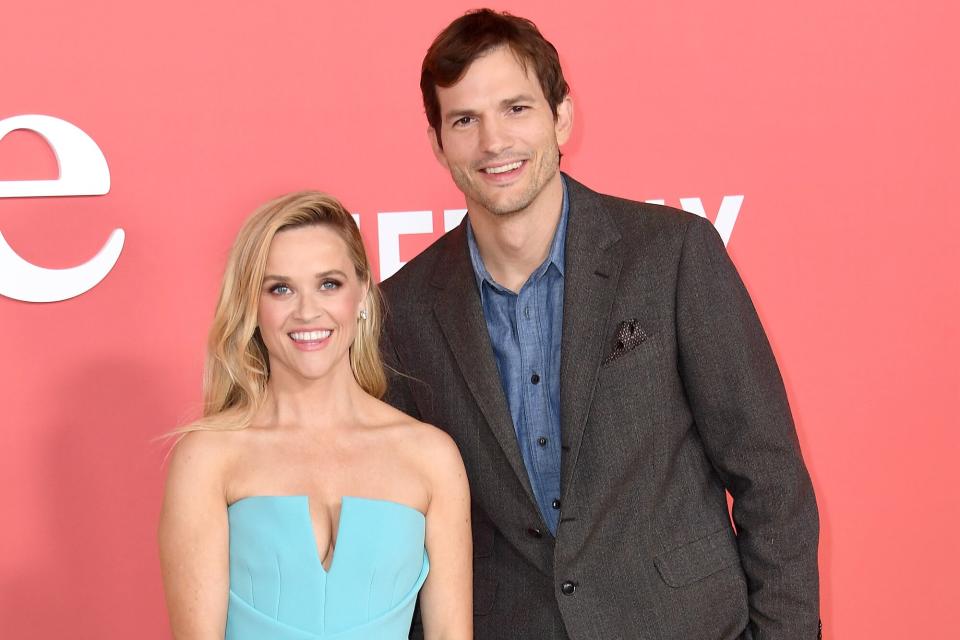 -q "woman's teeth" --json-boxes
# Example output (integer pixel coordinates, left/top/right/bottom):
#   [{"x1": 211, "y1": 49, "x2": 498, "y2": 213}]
[{"x1": 289, "y1": 330, "x2": 331, "y2": 342}]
